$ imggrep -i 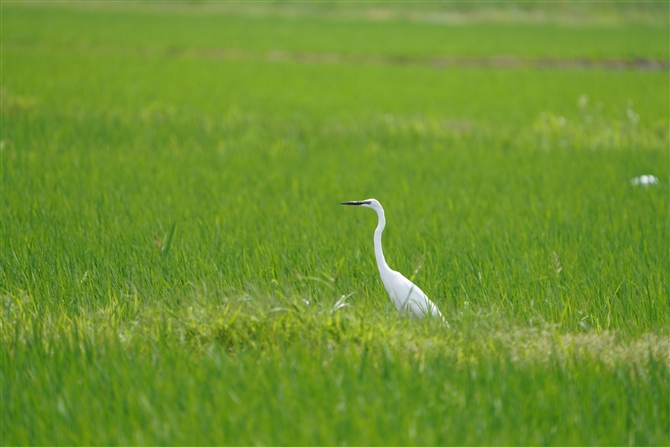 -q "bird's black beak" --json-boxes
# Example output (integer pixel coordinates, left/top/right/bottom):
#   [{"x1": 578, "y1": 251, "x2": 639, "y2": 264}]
[{"x1": 341, "y1": 201, "x2": 370, "y2": 206}]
